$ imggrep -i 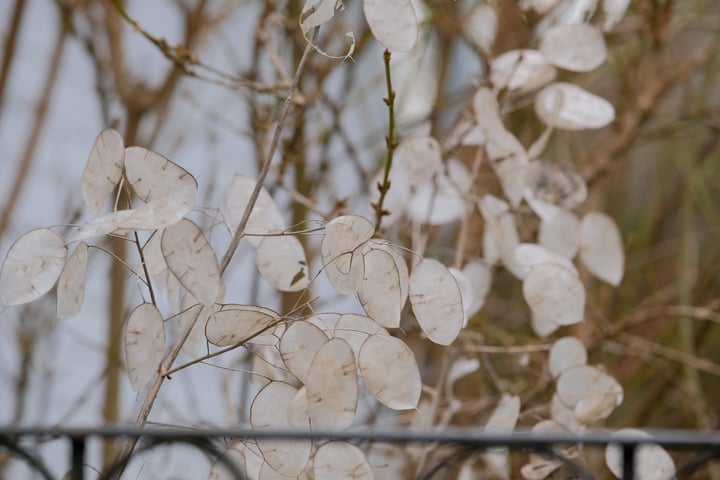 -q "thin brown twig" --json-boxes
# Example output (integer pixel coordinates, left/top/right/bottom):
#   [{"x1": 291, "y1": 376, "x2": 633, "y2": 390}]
[
  {"x1": 625, "y1": 304, "x2": 720, "y2": 328},
  {"x1": 0, "y1": 0, "x2": 28, "y2": 115},
  {"x1": 584, "y1": 42, "x2": 715, "y2": 186},
  {"x1": 618, "y1": 333, "x2": 720, "y2": 377},
  {"x1": 372, "y1": 49, "x2": 398, "y2": 235},
  {"x1": 133, "y1": 231, "x2": 157, "y2": 306},
  {"x1": 0, "y1": 19, "x2": 68, "y2": 238},
  {"x1": 163, "y1": 296, "x2": 318, "y2": 378},
  {"x1": 458, "y1": 344, "x2": 552, "y2": 354},
  {"x1": 219, "y1": 29, "x2": 318, "y2": 274}
]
